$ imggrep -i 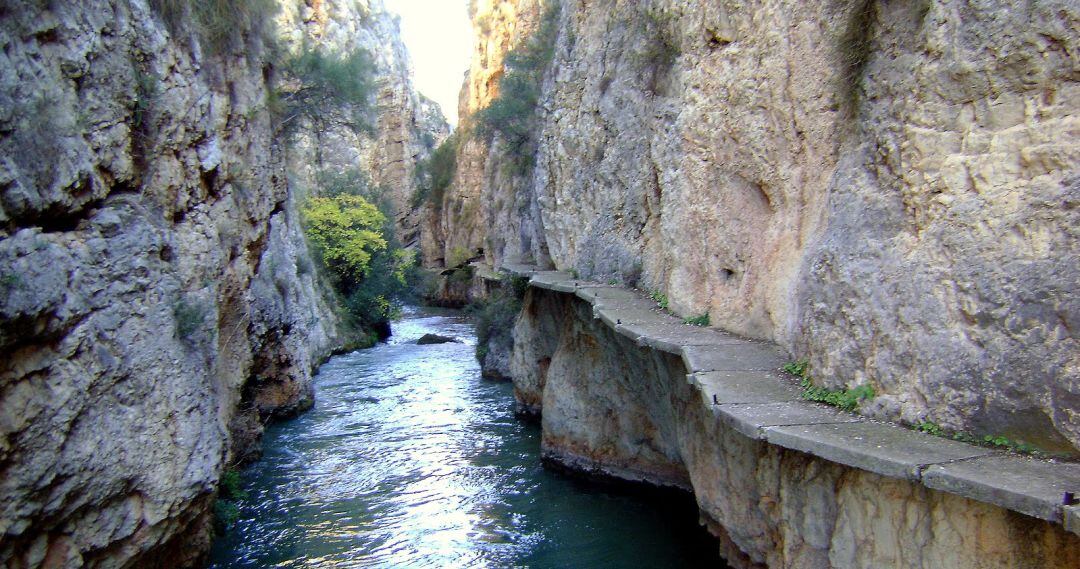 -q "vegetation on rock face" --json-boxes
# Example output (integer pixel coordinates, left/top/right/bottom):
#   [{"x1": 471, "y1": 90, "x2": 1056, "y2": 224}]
[
  {"x1": 213, "y1": 469, "x2": 249, "y2": 532},
  {"x1": 683, "y1": 313, "x2": 709, "y2": 327},
  {"x1": 474, "y1": 4, "x2": 561, "y2": 173},
  {"x1": 636, "y1": 6, "x2": 681, "y2": 91},
  {"x1": 802, "y1": 381, "x2": 875, "y2": 412},
  {"x1": 273, "y1": 47, "x2": 376, "y2": 136},
  {"x1": 302, "y1": 195, "x2": 387, "y2": 282},
  {"x1": 149, "y1": 0, "x2": 279, "y2": 55},
  {"x1": 301, "y1": 188, "x2": 413, "y2": 345},
  {"x1": 786, "y1": 362, "x2": 1051, "y2": 455},
  {"x1": 468, "y1": 276, "x2": 530, "y2": 362},
  {"x1": 650, "y1": 289, "x2": 669, "y2": 310},
  {"x1": 447, "y1": 246, "x2": 477, "y2": 269},
  {"x1": 413, "y1": 131, "x2": 460, "y2": 209},
  {"x1": 174, "y1": 298, "x2": 209, "y2": 342},
  {"x1": 266, "y1": 36, "x2": 390, "y2": 347},
  {"x1": 915, "y1": 421, "x2": 1045, "y2": 456}
]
